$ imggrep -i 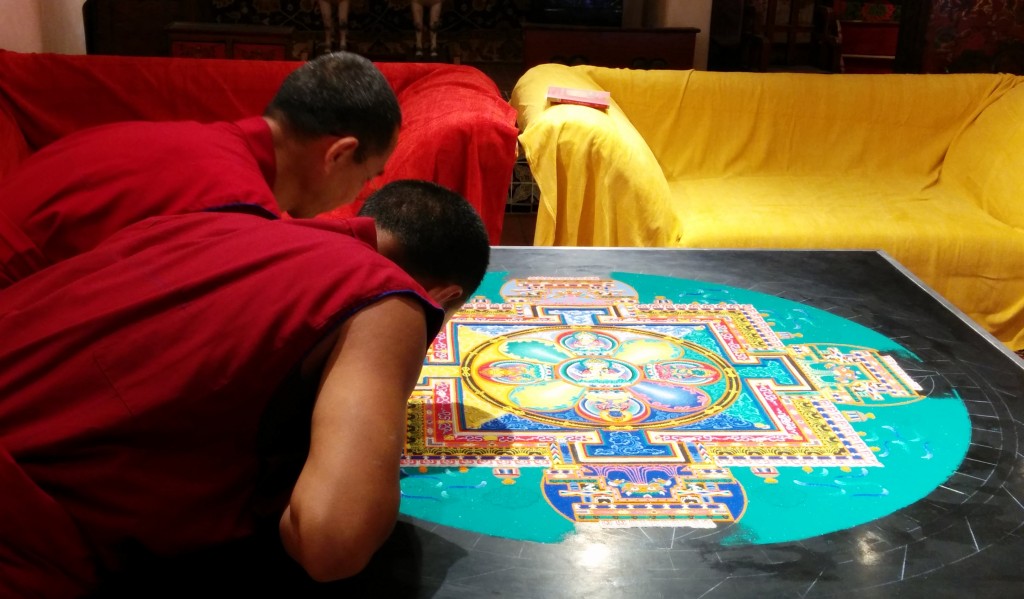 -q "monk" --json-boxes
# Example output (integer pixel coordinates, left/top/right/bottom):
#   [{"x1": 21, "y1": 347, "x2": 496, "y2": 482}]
[
  {"x1": 0, "y1": 51, "x2": 400, "y2": 288},
  {"x1": 0, "y1": 179, "x2": 490, "y2": 598}
]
